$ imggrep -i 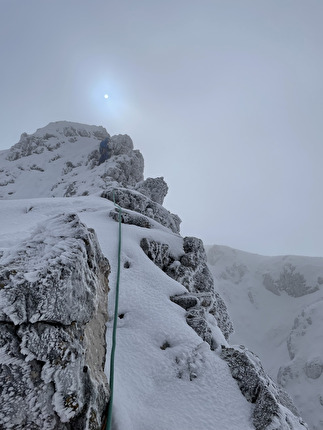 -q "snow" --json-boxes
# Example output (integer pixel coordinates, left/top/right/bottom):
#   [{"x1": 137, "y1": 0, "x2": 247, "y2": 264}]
[
  {"x1": 207, "y1": 244, "x2": 323, "y2": 430},
  {"x1": 0, "y1": 196, "x2": 255, "y2": 429},
  {"x1": 0, "y1": 121, "x2": 310, "y2": 429}
]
